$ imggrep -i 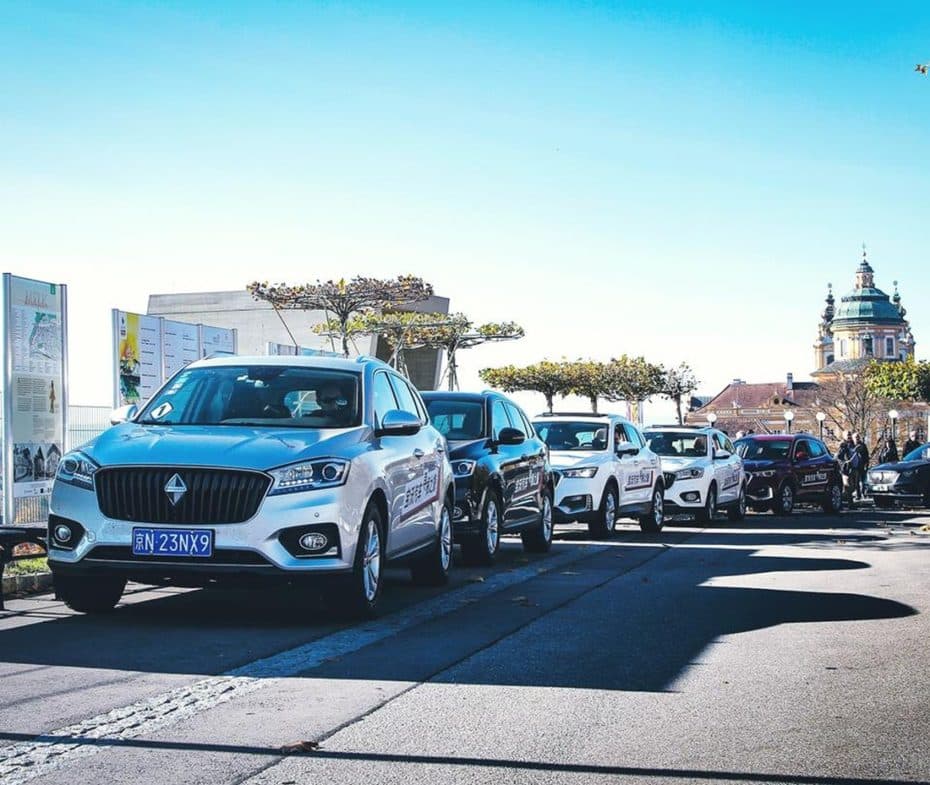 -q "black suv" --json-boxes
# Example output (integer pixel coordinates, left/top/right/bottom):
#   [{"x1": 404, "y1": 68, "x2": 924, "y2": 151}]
[
  {"x1": 734, "y1": 433, "x2": 843, "y2": 515},
  {"x1": 421, "y1": 391, "x2": 553, "y2": 565}
]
